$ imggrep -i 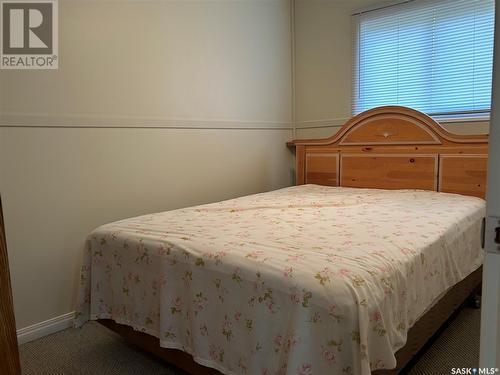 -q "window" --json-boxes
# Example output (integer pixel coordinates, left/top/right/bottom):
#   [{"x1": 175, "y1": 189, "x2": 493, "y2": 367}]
[{"x1": 353, "y1": 0, "x2": 495, "y2": 120}]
